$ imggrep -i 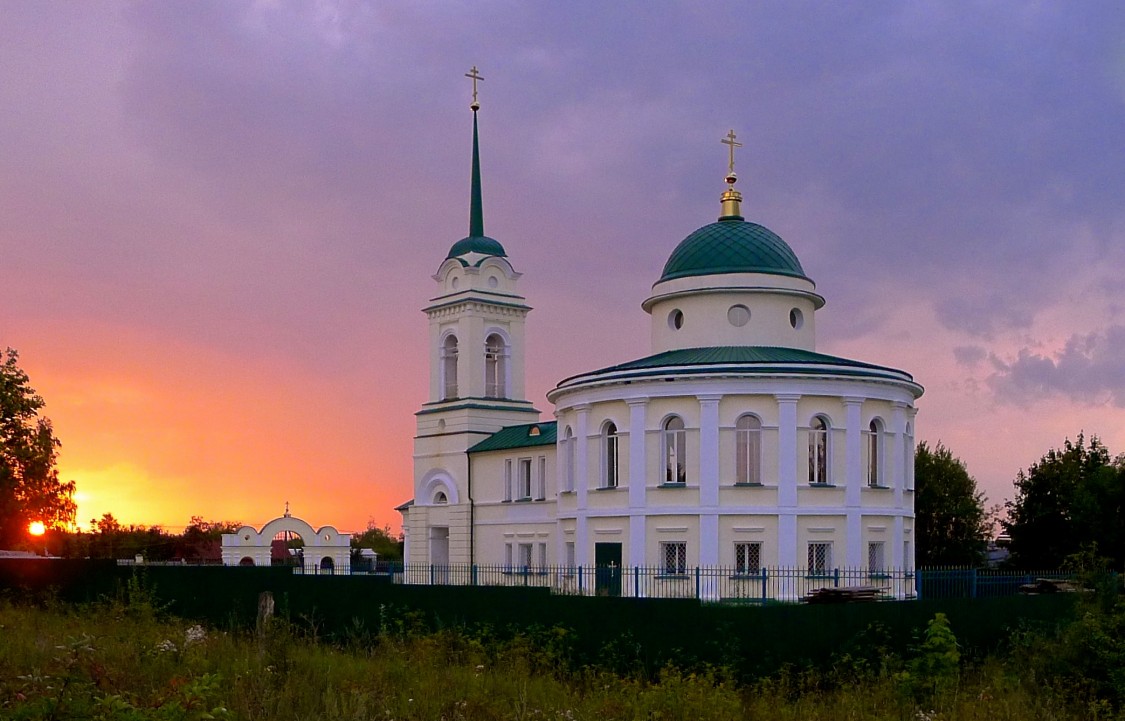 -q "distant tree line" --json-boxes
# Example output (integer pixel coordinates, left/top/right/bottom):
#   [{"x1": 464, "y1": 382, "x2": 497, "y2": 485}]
[{"x1": 916, "y1": 434, "x2": 1125, "y2": 571}]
